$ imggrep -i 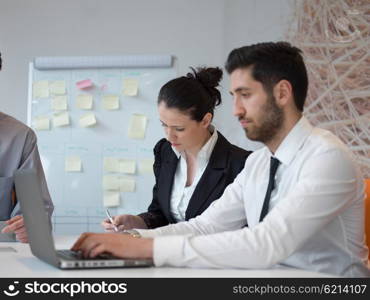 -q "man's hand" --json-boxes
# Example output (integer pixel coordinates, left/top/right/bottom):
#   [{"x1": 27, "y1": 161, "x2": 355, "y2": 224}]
[
  {"x1": 1, "y1": 215, "x2": 28, "y2": 243},
  {"x1": 71, "y1": 232, "x2": 153, "y2": 259}
]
